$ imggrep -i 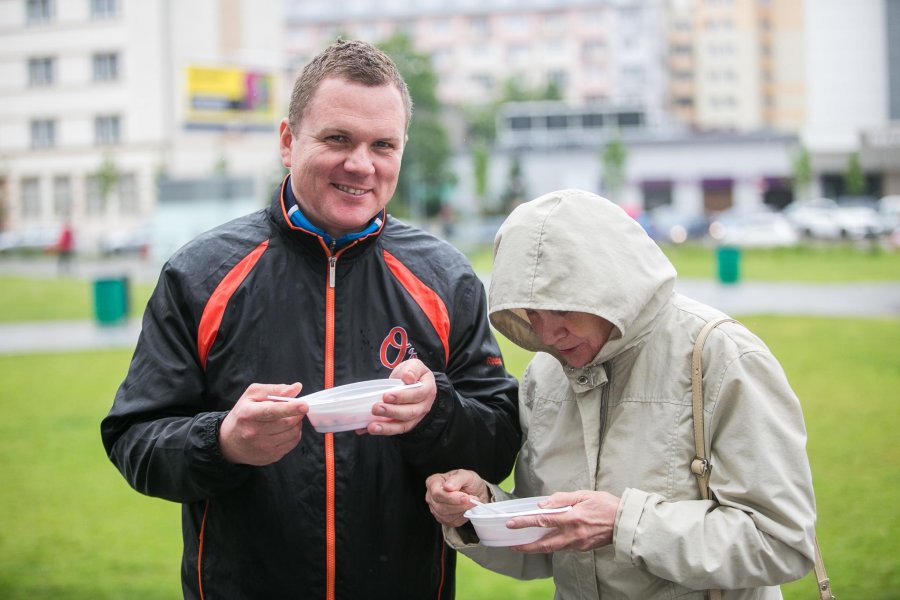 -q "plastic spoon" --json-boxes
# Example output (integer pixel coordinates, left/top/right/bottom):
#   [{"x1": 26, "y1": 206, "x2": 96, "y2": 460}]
[{"x1": 469, "y1": 496, "x2": 505, "y2": 515}]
